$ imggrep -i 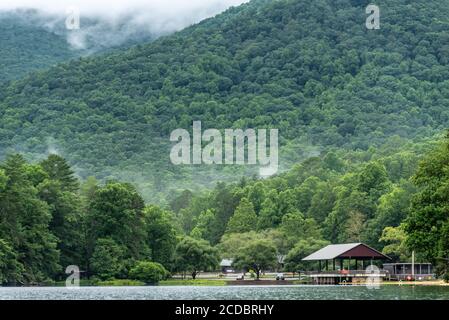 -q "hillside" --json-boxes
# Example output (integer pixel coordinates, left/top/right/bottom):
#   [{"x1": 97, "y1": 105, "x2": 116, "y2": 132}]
[
  {"x1": 0, "y1": 9, "x2": 156, "y2": 83},
  {"x1": 1, "y1": 0, "x2": 449, "y2": 201},
  {"x1": 0, "y1": 11, "x2": 77, "y2": 82},
  {"x1": 2, "y1": 0, "x2": 449, "y2": 284}
]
